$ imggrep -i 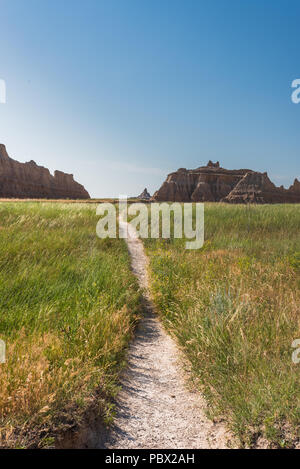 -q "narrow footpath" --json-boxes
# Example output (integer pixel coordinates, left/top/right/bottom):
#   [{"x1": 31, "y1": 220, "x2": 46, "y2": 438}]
[{"x1": 100, "y1": 219, "x2": 230, "y2": 449}]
